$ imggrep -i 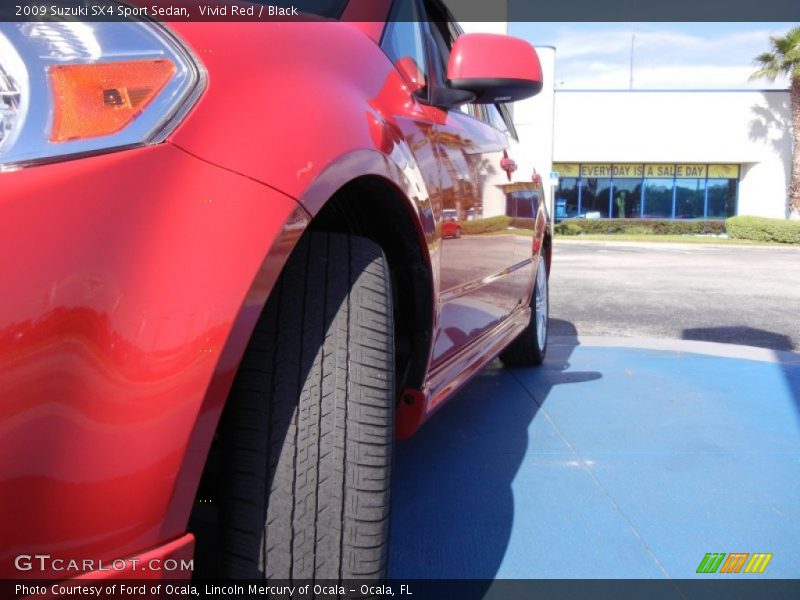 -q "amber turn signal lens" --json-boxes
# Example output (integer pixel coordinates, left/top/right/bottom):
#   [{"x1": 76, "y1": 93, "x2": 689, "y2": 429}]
[{"x1": 49, "y1": 59, "x2": 175, "y2": 142}]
